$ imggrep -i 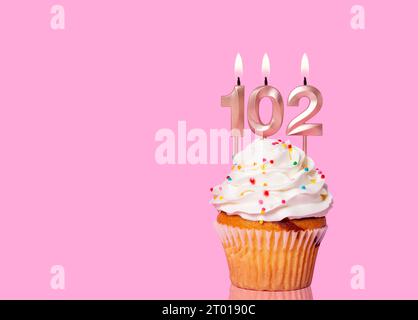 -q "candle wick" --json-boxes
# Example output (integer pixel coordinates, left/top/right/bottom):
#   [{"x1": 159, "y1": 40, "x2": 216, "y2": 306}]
[
  {"x1": 264, "y1": 77, "x2": 268, "y2": 86},
  {"x1": 237, "y1": 77, "x2": 241, "y2": 86},
  {"x1": 303, "y1": 77, "x2": 307, "y2": 86}
]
